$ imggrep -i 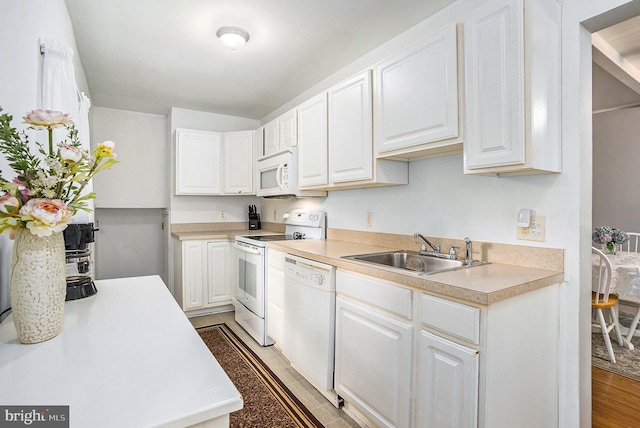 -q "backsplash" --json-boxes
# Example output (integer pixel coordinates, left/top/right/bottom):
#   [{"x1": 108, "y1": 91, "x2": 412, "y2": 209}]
[{"x1": 327, "y1": 228, "x2": 564, "y2": 271}]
